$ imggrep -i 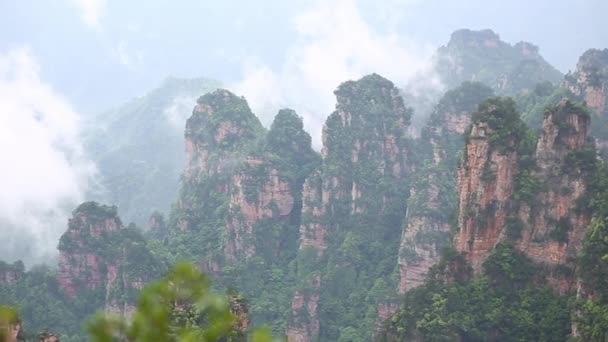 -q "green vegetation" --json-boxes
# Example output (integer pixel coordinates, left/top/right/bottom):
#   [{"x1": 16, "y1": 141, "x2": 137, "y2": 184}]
[
  {"x1": 0, "y1": 265, "x2": 87, "y2": 341},
  {"x1": 293, "y1": 74, "x2": 413, "y2": 340},
  {"x1": 161, "y1": 93, "x2": 320, "y2": 335},
  {"x1": 436, "y1": 29, "x2": 562, "y2": 95},
  {"x1": 382, "y1": 245, "x2": 571, "y2": 342},
  {"x1": 2, "y1": 263, "x2": 276, "y2": 342},
  {"x1": 574, "y1": 163, "x2": 608, "y2": 341},
  {"x1": 6, "y1": 38, "x2": 608, "y2": 341},
  {"x1": 468, "y1": 97, "x2": 528, "y2": 153}
]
